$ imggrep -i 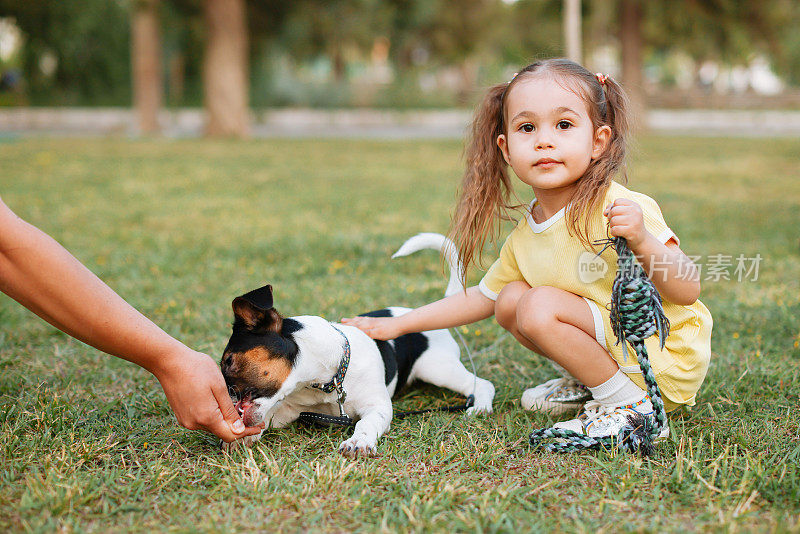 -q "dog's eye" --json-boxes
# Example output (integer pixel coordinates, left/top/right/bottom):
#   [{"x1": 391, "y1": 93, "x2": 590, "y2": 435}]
[{"x1": 263, "y1": 371, "x2": 269, "y2": 376}]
